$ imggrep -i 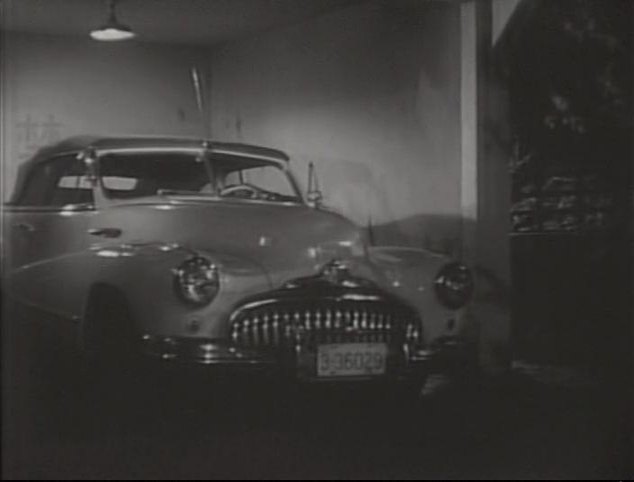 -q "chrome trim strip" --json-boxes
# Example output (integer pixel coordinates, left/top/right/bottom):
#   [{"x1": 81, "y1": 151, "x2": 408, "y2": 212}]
[
  {"x1": 1, "y1": 205, "x2": 95, "y2": 213},
  {"x1": 96, "y1": 147, "x2": 204, "y2": 155},
  {"x1": 138, "y1": 336, "x2": 276, "y2": 366},
  {"x1": 94, "y1": 146, "x2": 287, "y2": 166},
  {"x1": 229, "y1": 299, "x2": 287, "y2": 319},
  {"x1": 210, "y1": 148, "x2": 287, "y2": 165},
  {"x1": 154, "y1": 357, "x2": 275, "y2": 366}
]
